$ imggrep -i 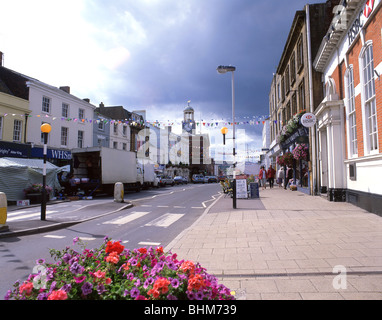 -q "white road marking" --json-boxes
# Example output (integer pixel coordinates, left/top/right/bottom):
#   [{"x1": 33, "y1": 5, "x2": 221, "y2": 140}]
[
  {"x1": 44, "y1": 235, "x2": 66, "y2": 239},
  {"x1": 79, "y1": 237, "x2": 96, "y2": 241},
  {"x1": 145, "y1": 213, "x2": 184, "y2": 228},
  {"x1": 7, "y1": 210, "x2": 59, "y2": 222},
  {"x1": 103, "y1": 211, "x2": 150, "y2": 225},
  {"x1": 138, "y1": 241, "x2": 161, "y2": 246}
]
